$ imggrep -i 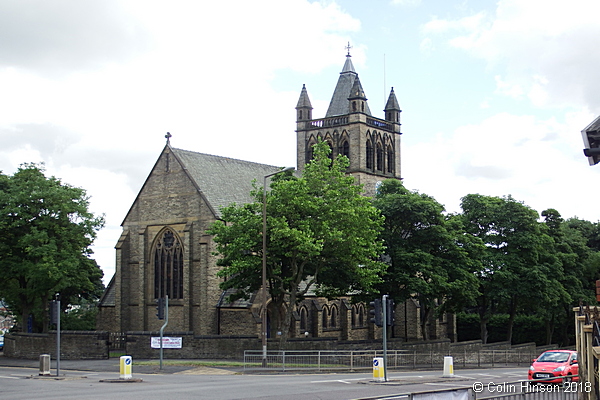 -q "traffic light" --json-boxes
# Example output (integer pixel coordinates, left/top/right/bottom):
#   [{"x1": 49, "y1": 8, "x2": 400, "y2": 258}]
[
  {"x1": 582, "y1": 116, "x2": 600, "y2": 166},
  {"x1": 369, "y1": 299, "x2": 383, "y2": 327},
  {"x1": 156, "y1": 297, "x2": 165, "y2": 320},
  {"x1": 49, "y1": 300, "x2": 58, "y2": 325},
  {"x1": 385, "y1": 298, "x2": 395, "y2": 326}
]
